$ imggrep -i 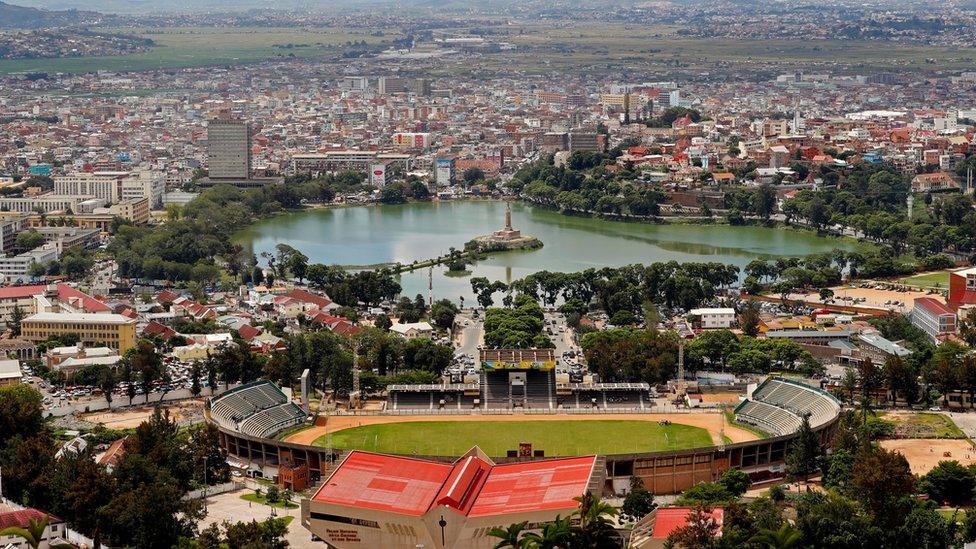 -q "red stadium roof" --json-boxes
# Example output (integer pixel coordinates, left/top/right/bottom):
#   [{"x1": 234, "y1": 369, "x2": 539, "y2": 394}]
[
  {"x1": 313, "y1": 452, "x2": 453, "y2": 516},
  {"x1": 313, "y1": 449, "x2": 596, "y2": 518},
  {"x1": 466, "y1": 456, "x2": 596, "y2": 517}
]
